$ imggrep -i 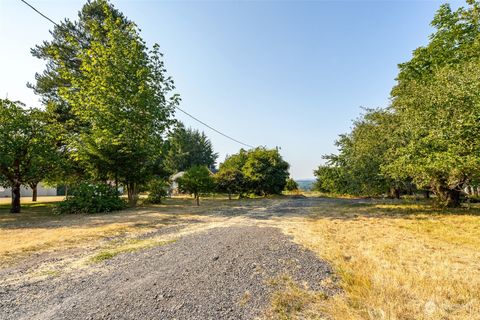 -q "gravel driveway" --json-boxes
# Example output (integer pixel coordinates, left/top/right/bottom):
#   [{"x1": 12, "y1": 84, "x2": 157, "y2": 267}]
[{"x1": 1, "y1": 199, "x2": 337, "y2": 320}]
